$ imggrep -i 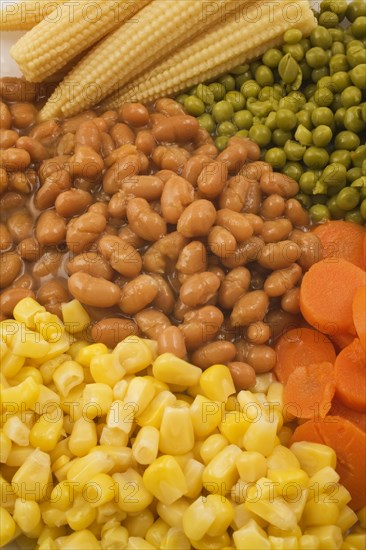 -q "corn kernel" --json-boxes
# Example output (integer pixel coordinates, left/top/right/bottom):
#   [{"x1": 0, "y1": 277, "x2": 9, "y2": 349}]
[
  {"x1": 277, "y1": 427, "x2": 293, "y2": 448},
  {"x1": 299, "y1": 534, "x2": 320, "y2": 549},
  {"x1": 161, "y1": 526, "x2": 190, "y2": 550},
  {"x1": 290, "y1": 442, "x2": 336, "y2": 476},
  {"x1": 12, "y1": 326, "x2": 51, "y2": 358},
  {"x1": 309, "y1": 466, "x2": 340, "y2": 493},
  {"x1": 114, "y1": 468, "x2": 153, "y2": 512},
  {"x1": 132, "y1": 425, "x2": 159, "y2": 465},
  {"x1": 13, "y1": 498, "x2": 41, "y2": 534},
  {"x1": 34, "y1": 311, "x2": 65, "y2": 342},
  {"x1": 219, "y1": 410, "x2": 250, "y2": 445},
  {"x1": 305, "y1": 526, "x2": 343, "y2": 550},
  {"x1": 203, "y1": 444, "x2": 241, "y2": 494},
  {"x1": 3, "y1": 415, "x2": 29, "y2": 446},
  {"x1": 68, "y1": 416, "x2": 97, "y2": 457},
  {"x1": 236, "y1": 451, "x2": 268, "y2": 482},
  {"x1": 90, "y1": 445, "x2": 132, "y2": 474},
  {"x1": 137, "y1": 390, "x2": 176, "y2": 428},
  {"x1": 143, "y1": 455, "x2": 187, "y2": 505},
  {"x1": 152, "y1": 353, "x2": 201, "y2": 386},
  {"x1": 82, "y1": 383, "x2": 113, "y2": 419},
  {"x1": 286, "y1": 488, "x2": 308, "y2": 520},
  {"x1": 12, "y1": 448, "x2": 51, "y2": 501},
  {"x1": 33, "y1": 332, "x2": 72, "y2": 365},
  {"x1": 238, "y1": 390, "x2": 265, "y2": 422},
  {"x1": 251, "y1": 372, "x2": 275, "y2": 393},
  {"x1": 156, "y1": 497, "x2": 189, "y2": 529},
  {"x1": 49, "y1": 480, "x2": 76, "y2": 512},
  {"x1": 233, "y1": 518, "x2": 270, "y2": 549},
  {"x1": 125, "y1": 377, "x2": 155, "y2": 415},
  {"x1": 62, "y1": 300, "x2": 91, "y2": 334},
  {"x1": 189, "y1": 395, "x2": 222, "y2": 438},
  {"x1": 1, "y1": 352, "x2": 25, "y2": 378},
  {"x1": 159, "y1": 405, "x2": 194, "y2": 455},
  {"x1": 182, "y1": 457, "x2": 204, "y2": 499},
  {"x1": 107, "y1": 400, "x2": 134, "y2": 435},
  {"x1": 101, "y1": 525, "x2": 129, "y2": 549},
  {"x1": 5, "y1": 443, "x2": 34, "y2": 468},
  {"x1": 268, "y1": 468, "x2": 309, "y2": 498},
  {"x1": 146, "y1": 518, "x2": 170, "y2": 548},
  {"x1": 126, "y1": 537, "x2": 156, "y2": 549},
  {"x1": 30, "y1": 385, "x2": 60, "y2": 415},
  {"x1": 333, "y1": 483, "x2": 352, "y2": 509},
  {"x1": 268, "y1": 536, "x2": 298, "y2": 549},
  {"x1": 245, "y1": 496, "x2": 297, "y2": 532},
  {"x1": 336, "y1": 505, "x2": 358, "y2": 533},
  {"x1": 200, "y1": 364, "x2": 235, "y2": 402},
  {"x1": 191, "y1": 532, "x2": 232, "y2": 549},
  {"x1": 0, "y1": 431, "x2": 12, "y2": 463},
  {"x1": 0, "y1": 506, "x2": 16, "y2": 547},
  {"x1": 182, "y1": 496, "x2": 215, "y2": 540},
  {"x1": 113, "y1": 337, "x2": 153, "y2": 374},
  {"x1": 358, "y1": 506, "x2": 366, "y2": 528},
  {"x1": 1, "y1": 376, "x2": 40, "y2": 412},
  {"x1": 96, "y1": 501, "x2": 126, "y2": 525},
  {"x1": 82, "y1": 473, "x2": 116, "y2": 508},
  {"x1": 200, "y1": 434, "x2": 229, "y2": 465},
  {"x1": 343, "y1": 533, "x2": 366, "y2": 550},
  {"x1": 267, "y1": 446, "x2": 300, "y2": 471},
  {"x1": 0, "y1": 474, "x2": 16, "y2": 512},
  {"x1": 67, "y1": 451, "x2": 114, "y2": 487},
  {"x1": 302, "y1": 494, "x2": 340, "y2": 526},
  {"x1": 243, "y1": 414, "x2": 278, "y2": 457},
  {"x1": 75, "y1": 343, "x2": 108, "y2": 368},
  {"x1": 55, "y1": 529, "x2": 100, "y2": 549},
  {"x1": 89, "y1": 353, "x2": 125, "y2": 387},
  {"x1": 11, "y1": 365, "x2": 43, "y2": 386},
  {"x1": 13, "y1": 298, "x2": 46, "y2": 329},
  {"x1": 100, "y1": 425, "x2": 129, "y2": 447},
  {"x1": 65, "y1": 494, "x2": 97, "y2": 530}
]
